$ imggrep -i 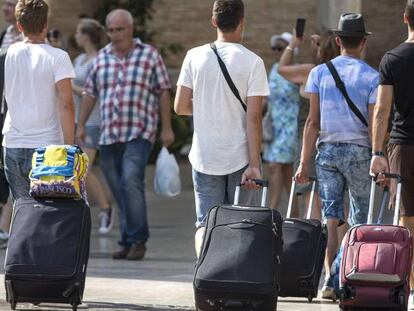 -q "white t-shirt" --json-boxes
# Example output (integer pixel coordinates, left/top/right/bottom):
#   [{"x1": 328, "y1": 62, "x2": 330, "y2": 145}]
[
  {"x1": 177, "y1": 42, "x2": 269, "y2": 175},
  {"x1": 3, "y1": 42, "x2": 75, "y2": 148}
]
